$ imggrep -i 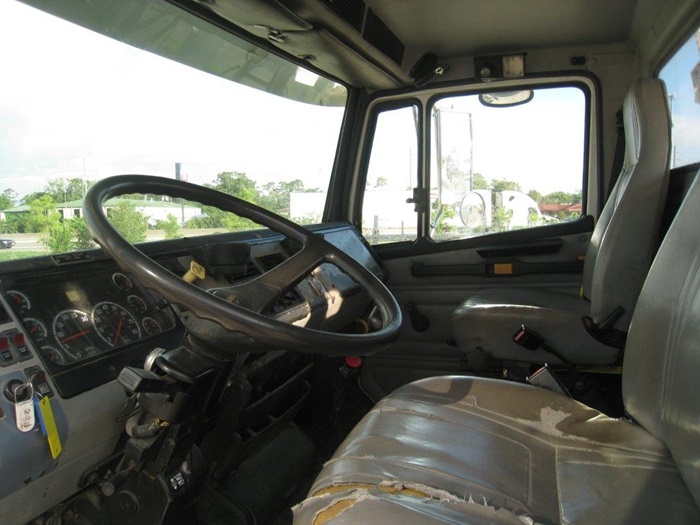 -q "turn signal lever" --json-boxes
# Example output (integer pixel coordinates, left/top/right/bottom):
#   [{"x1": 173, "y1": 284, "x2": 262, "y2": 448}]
[{"x1": 119, "y1": 347, "x2": 218, "y2": 424}]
